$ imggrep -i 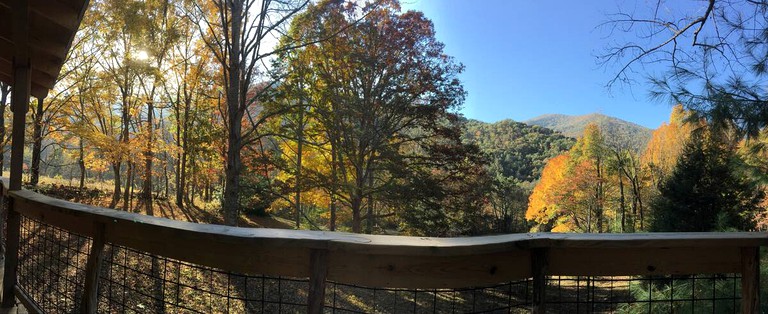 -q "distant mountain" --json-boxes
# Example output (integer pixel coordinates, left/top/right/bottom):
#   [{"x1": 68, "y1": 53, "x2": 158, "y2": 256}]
[
  {"x1": 524, "y1": 113, "x2": 653, "y2": 151},
  {"x1": 463, "y1": 119, "x2": 574, "y2": 183}
]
